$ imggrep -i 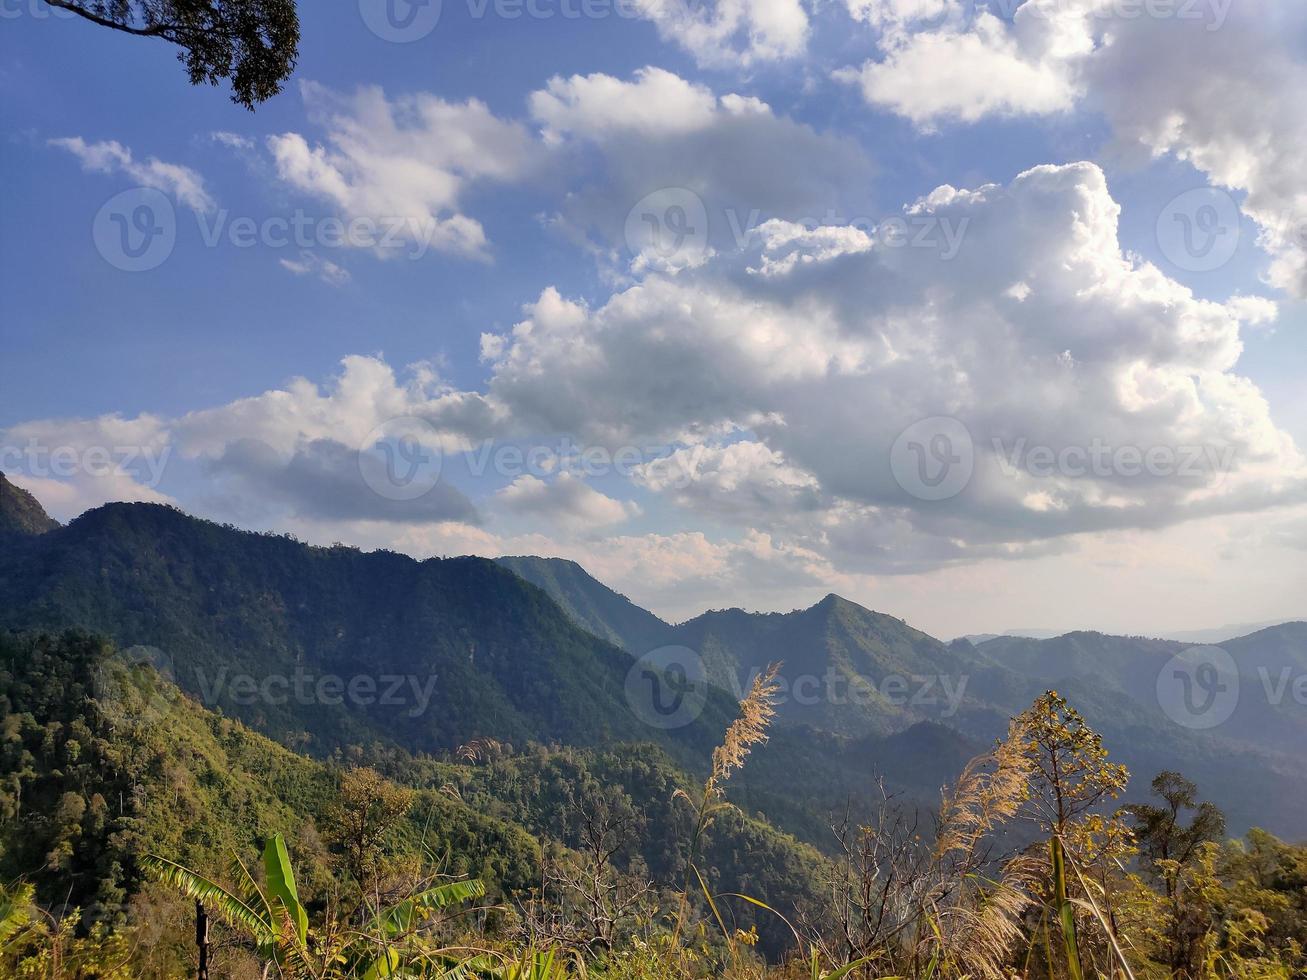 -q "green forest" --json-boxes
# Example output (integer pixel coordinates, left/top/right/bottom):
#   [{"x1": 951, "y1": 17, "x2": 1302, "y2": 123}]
[{"x1": 2, "y1": 629, "x2": 1305, "y2": 979}]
